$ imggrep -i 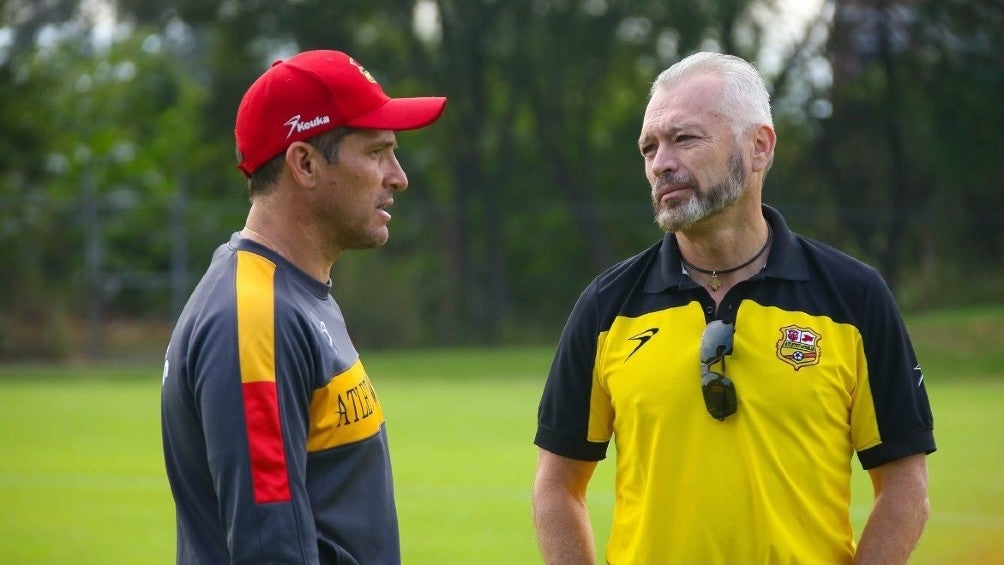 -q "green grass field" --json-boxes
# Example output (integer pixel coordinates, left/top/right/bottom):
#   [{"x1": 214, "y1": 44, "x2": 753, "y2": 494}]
[{"x1": 1, "y1": 306, "x2": 1002, "y2": 563}]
